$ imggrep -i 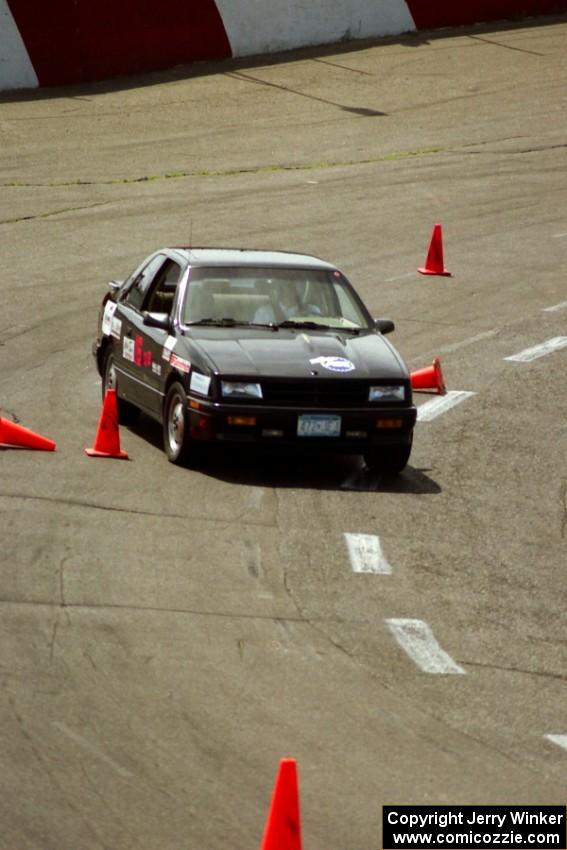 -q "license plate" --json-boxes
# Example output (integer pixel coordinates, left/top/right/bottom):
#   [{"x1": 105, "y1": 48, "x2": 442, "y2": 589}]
[{"x1": 297, "y1": 414, "x2": 341, "y2": 437}]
